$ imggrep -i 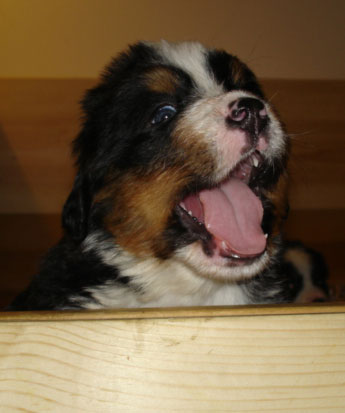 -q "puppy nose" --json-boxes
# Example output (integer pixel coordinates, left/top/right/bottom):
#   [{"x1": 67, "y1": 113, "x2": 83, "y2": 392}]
[{"x1": 228, "y1": 98, "x2": 268, "y2": 137}]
